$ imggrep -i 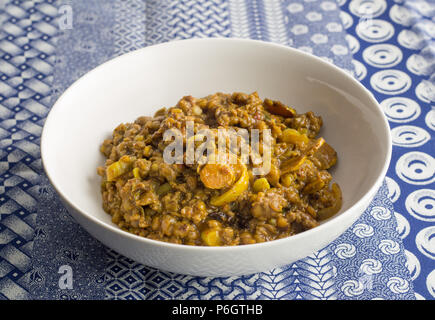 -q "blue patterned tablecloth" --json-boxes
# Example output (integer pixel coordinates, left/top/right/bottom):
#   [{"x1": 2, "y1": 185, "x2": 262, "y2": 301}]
[{"x1": 0, "y1": 0, "x2": 433, "y2": 300}]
